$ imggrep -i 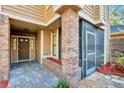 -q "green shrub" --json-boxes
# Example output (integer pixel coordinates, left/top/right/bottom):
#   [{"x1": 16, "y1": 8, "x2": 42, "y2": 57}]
[
  {"x1": 53, "y1": 80, "x2": 69, "y2": 88},
  {"x1": 116, "y1": 57, "x2": 124, "y2": 64}
]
